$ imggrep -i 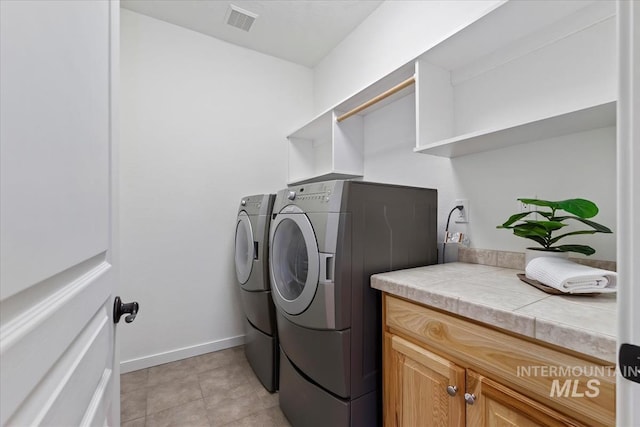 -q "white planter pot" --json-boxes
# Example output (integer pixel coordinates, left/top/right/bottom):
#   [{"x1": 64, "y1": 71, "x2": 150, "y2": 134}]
[{"x1": 525, "y1": 248, "x2": 569, "y2": 268}]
